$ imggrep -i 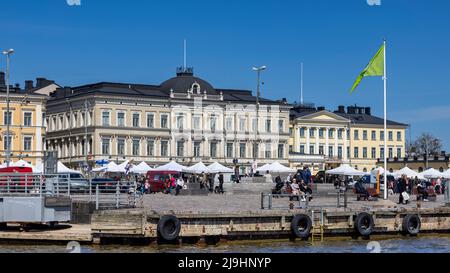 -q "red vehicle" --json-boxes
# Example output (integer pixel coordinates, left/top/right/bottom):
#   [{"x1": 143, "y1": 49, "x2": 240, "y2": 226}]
[
  {"x1": 146, "y1": 170, "x2": 180, "y2": 193},
  {"x1": 0, "y1": 166, "x2": 34, "y2": 189}
]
